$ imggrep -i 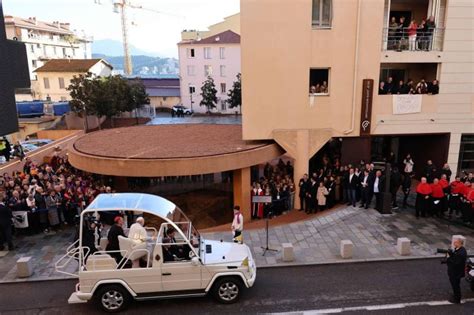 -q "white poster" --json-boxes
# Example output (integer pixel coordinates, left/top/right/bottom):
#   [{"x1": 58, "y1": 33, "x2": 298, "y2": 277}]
[
  {"x1": 393, "y1": 95, "x2": 422, "y2": 114},
  {"x1": 12, "y1": 211, "x2": 29, "y2": 229}
]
